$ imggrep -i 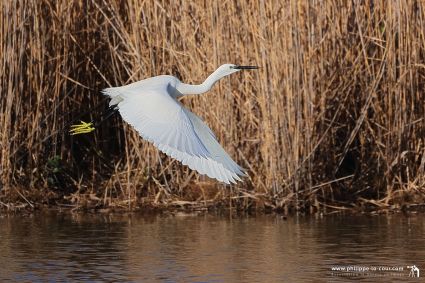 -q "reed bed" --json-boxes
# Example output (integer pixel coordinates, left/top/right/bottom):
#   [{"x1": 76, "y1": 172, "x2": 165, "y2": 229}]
[{"x1": 1, "y1": 0, "x2": 424, "y2": 212}]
